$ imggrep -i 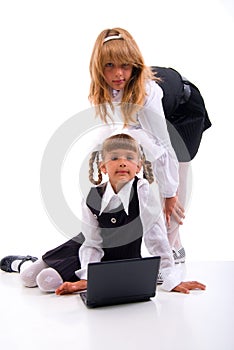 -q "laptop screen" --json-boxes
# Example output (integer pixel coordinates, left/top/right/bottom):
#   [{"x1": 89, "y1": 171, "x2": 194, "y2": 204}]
[{"x1": 81, "y1": 256, "x2": 161, "y2": 308}]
